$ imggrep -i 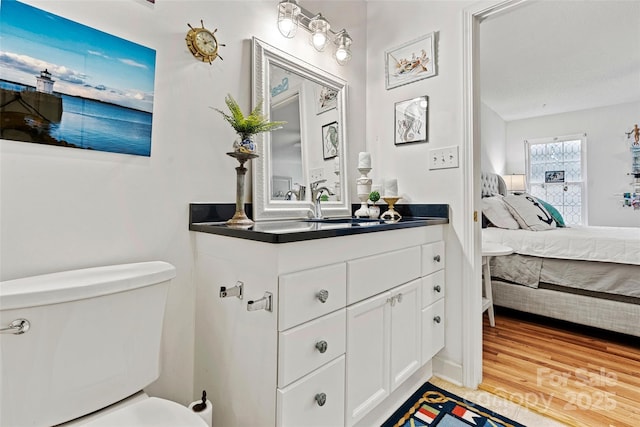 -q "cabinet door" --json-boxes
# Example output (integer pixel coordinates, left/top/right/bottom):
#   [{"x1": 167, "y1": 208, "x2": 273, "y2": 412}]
[
  {"x1": 389, "y1": 279, "x2": 422, "y2": 391},
  {"x1": 421, "y1": 298, "x2": 445, "y2": 364},
  {"x1": 345, "y1": 291, "x2": 390, "y2": 427}
]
